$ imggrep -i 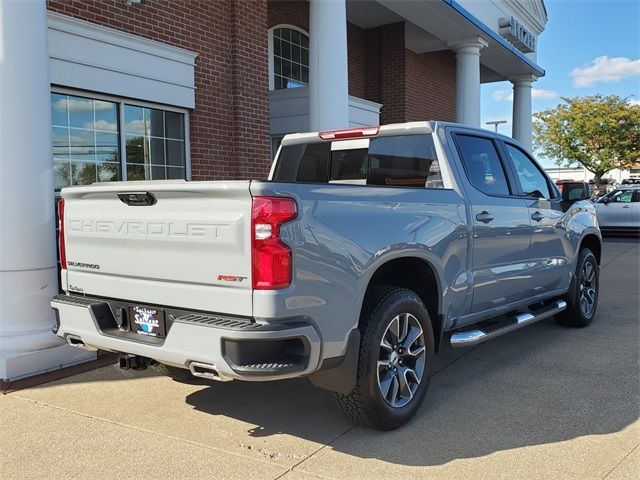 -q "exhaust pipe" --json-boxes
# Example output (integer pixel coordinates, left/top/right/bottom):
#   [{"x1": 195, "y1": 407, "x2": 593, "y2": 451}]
[
  {"x1": 65, "y1": 335, "x2": 98, "y2": 351},
  {"x1": 189, "y1": 362, "x2": 232, "y2": 382}
]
